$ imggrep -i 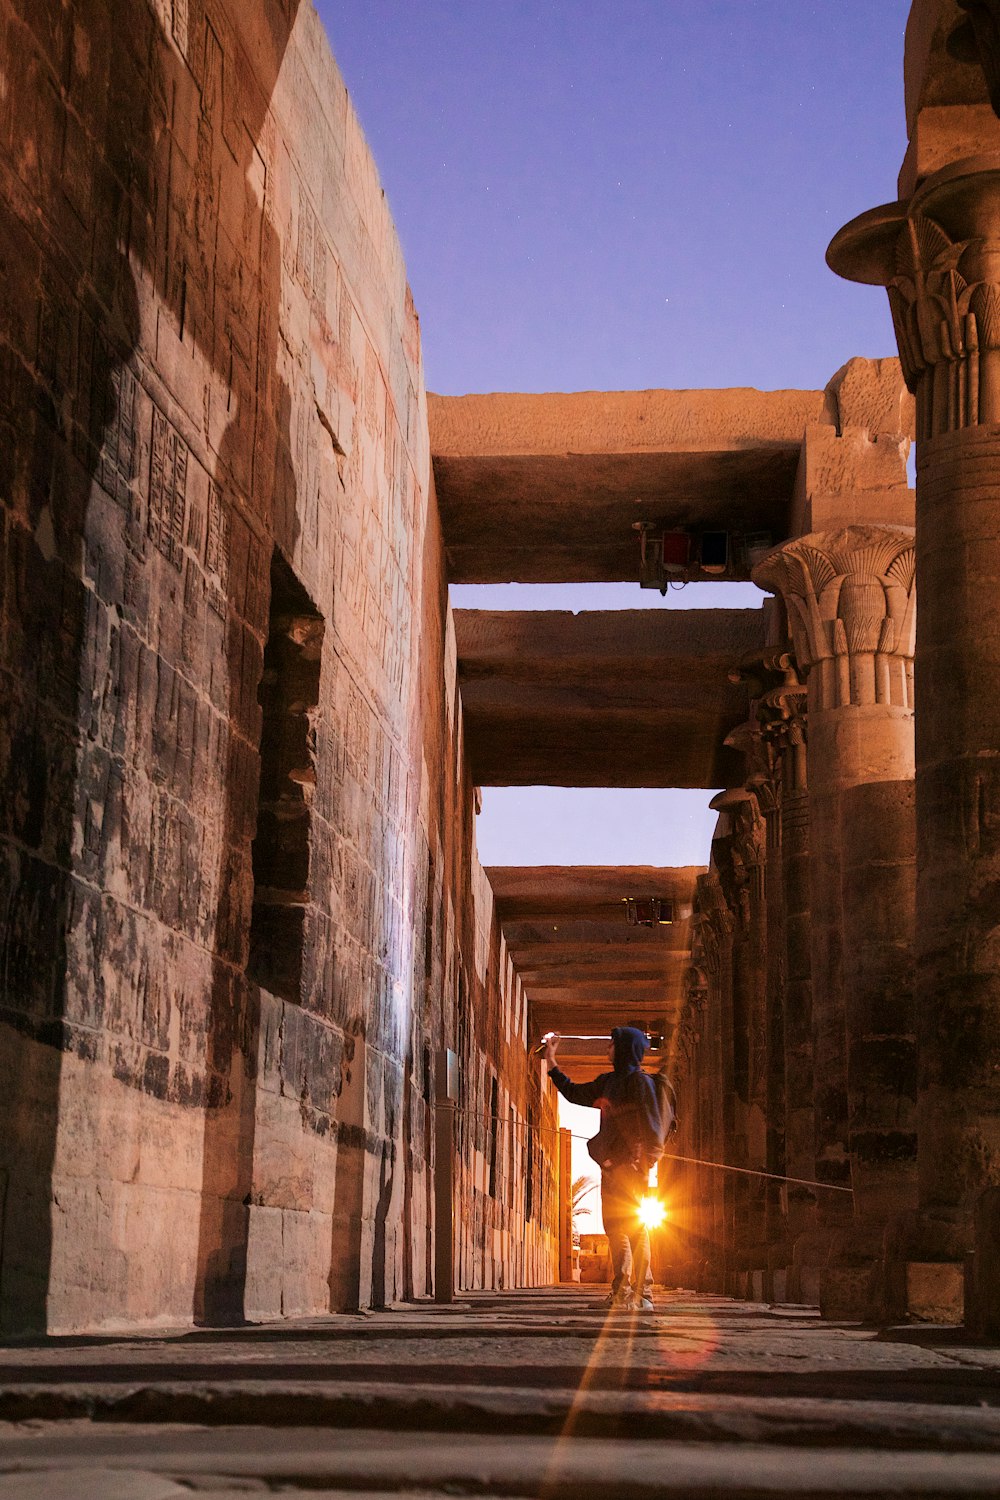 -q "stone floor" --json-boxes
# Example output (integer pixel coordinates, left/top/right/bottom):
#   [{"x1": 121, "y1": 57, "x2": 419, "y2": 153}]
[{"x1": 1, "y1": 1286, "x2": 1000, "y2": 1497}]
